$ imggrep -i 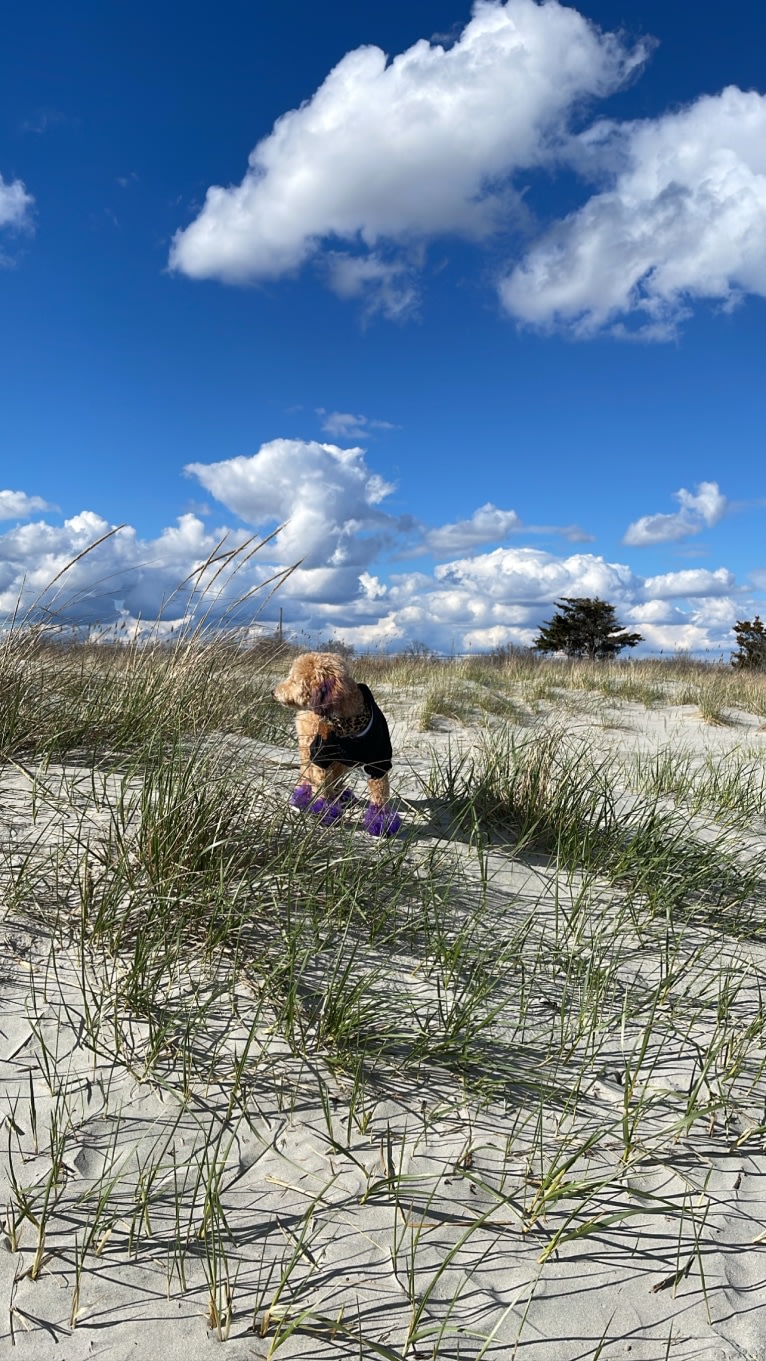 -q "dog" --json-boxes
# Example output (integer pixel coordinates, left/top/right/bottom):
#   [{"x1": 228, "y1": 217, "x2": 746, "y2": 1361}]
[{"x1": 272, "y1": 651, "x2": 401, "y2": 836}]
